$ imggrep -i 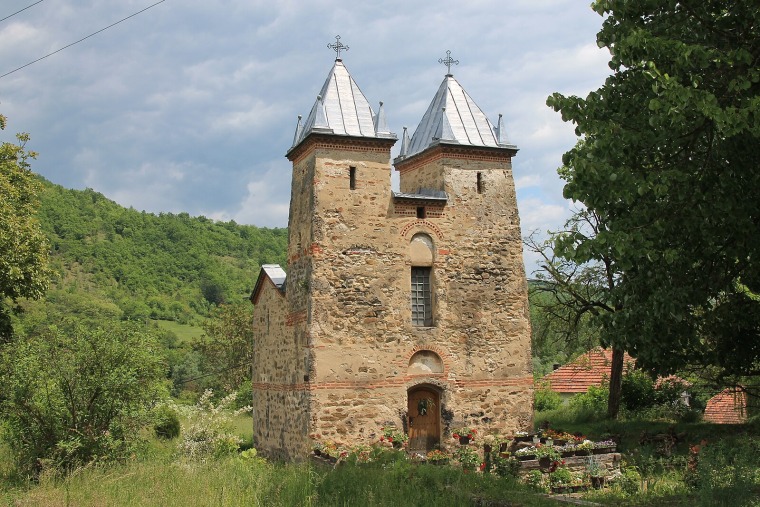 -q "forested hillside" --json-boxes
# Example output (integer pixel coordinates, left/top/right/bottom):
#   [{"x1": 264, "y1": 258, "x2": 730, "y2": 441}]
[{"x1": 13, "y1": 177, "x2": 287, "y2": 337}]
